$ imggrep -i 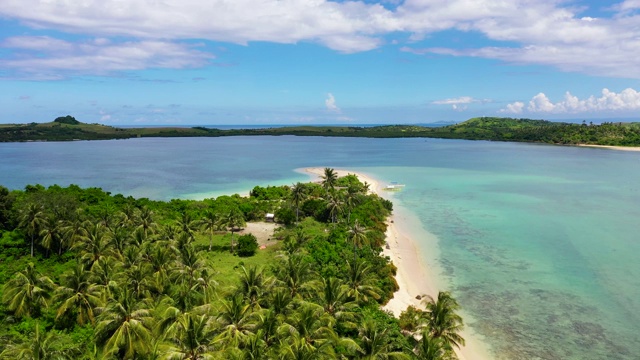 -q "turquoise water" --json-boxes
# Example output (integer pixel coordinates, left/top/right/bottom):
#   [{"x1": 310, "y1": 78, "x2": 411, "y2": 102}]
[{"x1": 1, "y1": 137, "x2": 639, "y2": 358}]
